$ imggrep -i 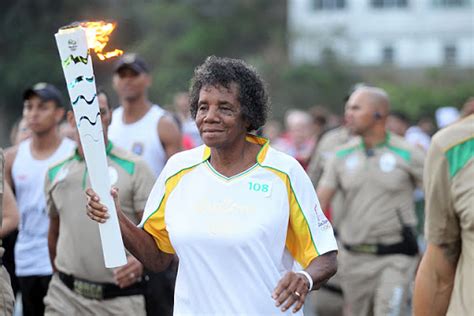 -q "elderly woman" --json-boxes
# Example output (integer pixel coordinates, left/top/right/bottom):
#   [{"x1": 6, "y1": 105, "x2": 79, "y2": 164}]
[{"x1": 87, "y1": 56, "x2": 338, "y2": 315}]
